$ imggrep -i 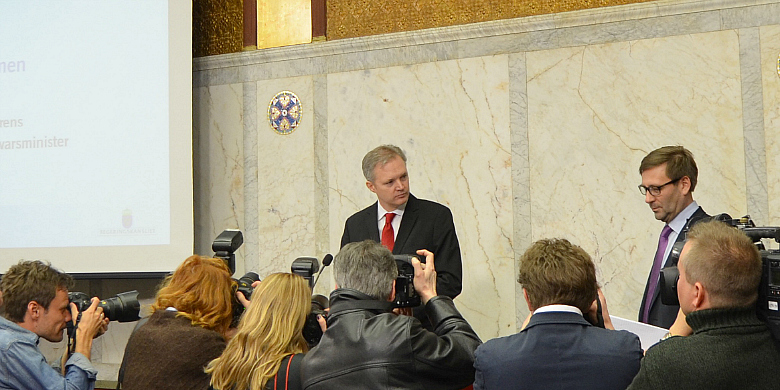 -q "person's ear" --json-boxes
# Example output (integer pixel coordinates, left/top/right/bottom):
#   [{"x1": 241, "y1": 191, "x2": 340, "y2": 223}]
[
  {"x1": 27, "y1": 301, "x2": 41, "y2": 319},
  {"x1": 523, "y1": 288, "x2": 535, "y2": 311},
  {"x1": 692, "y1": 282, "x2": 706, "y2": 309},
  {"x1": 366, "y1": 180, "x2": 376, "y2": 194},
  {"x1": 679, "y1": 176, "x2": 692, "y2": 196},
  {"x1": 387, "y1": 280, "x2": 396, "y2": 302}
]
